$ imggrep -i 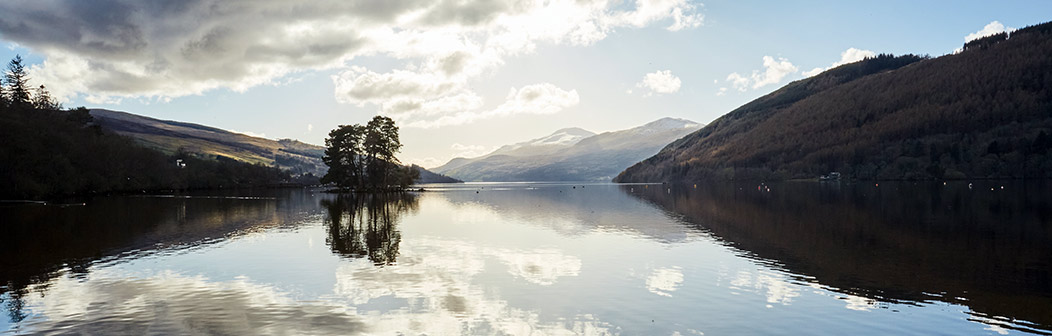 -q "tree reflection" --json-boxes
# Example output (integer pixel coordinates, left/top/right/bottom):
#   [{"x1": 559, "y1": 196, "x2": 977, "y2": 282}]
[{"x1": 322, "y1": 193, "x2": 418, "y2": 265}]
